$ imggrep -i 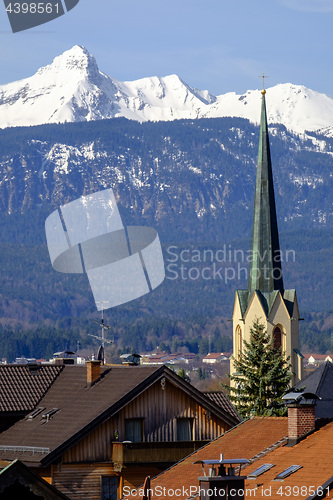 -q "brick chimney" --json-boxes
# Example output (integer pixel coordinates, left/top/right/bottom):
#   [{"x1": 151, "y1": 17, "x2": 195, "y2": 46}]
[
  {"x1": 287, "y1": 404, "x2": 315, "y2": 446},
  {"x1": 87, "y1": 360, "x2": 101, "y2": 386}
]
